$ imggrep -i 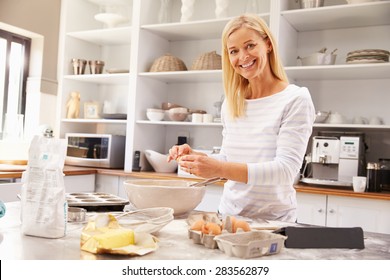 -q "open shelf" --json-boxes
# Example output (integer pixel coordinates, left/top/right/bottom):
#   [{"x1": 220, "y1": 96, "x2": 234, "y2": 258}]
[
  {"x1": 136, "y1": 120, "x2": 223, "y2": 127},
  {"x1": 281, "y1": 2, "x2": 390, "y2": 32},
  {"x1": 61, "y1": 118, "x2": 127, "y2": 124},
  {"x1": 285, "y1": 63, "x2": 390, "y2": 81},
  {"x1": 142, "y1": 13, "x2": 270, "y2": 41},
  {"x1": 67, "y1": 26, "x2": 132, "y2": 45},
  {"x1": 138, "y1": 70, "x2": 222, "y2": 83},
  {"x1": 63, "y1": 73, "x2": 130, "y2": 84}
]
